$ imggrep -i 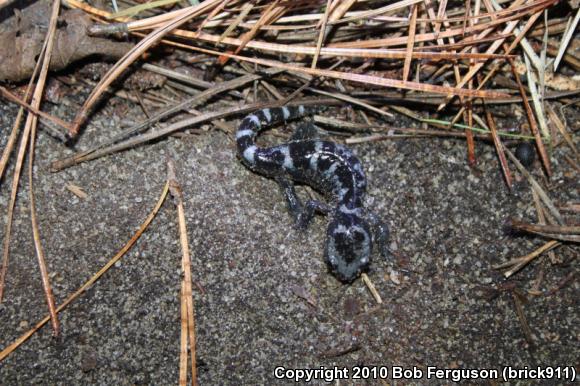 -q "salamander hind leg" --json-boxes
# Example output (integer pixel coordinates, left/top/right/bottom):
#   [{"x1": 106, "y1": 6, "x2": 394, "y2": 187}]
[
  {"x1": 366, "y1": 212, "x2": 390, "y2": 258},
  {"x1": 290, "y1": 120, "x2": 320, "y2": 141}
]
